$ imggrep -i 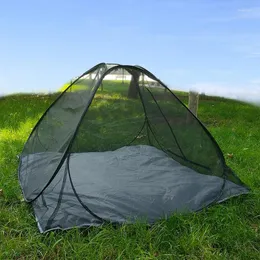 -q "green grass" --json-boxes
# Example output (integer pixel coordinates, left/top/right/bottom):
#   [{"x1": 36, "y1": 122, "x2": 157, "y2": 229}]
[{"x1": 1, "y1": 86, "x2": 260, "y2": 259}]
